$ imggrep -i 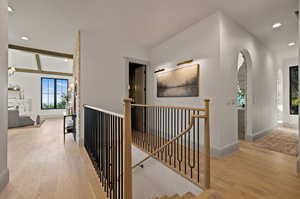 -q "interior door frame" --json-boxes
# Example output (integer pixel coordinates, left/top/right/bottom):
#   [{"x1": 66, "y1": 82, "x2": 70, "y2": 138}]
[{"x1": 124, "y1": 57, "x2": 149, "y2": 102}]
